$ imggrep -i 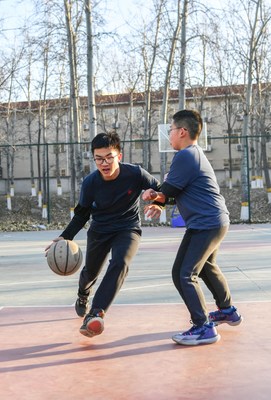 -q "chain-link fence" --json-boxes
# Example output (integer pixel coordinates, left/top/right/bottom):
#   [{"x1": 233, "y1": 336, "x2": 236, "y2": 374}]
[{"x1": 0, "y1": 135, "x2": 270, "y2": 229}]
